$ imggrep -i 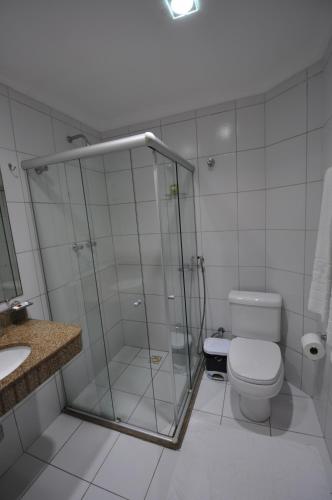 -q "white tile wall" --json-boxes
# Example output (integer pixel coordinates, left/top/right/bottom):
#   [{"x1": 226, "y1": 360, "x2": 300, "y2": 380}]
[
  {"x1": 101, "y1": 56, "x2": 327, "y2": 429},
  {"x1": 265, "y1": 82, "x2": 307, "y2": 145}
]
